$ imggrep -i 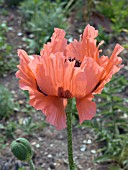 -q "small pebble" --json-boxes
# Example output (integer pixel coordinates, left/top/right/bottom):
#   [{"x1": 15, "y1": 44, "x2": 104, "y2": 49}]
[
  {"x1": 31, "y1": 142, "x2": 36, "y2": 145},
  {"x1": 123, "y1": 113, "x2": 128, "y2": 118},
  {"x1": 29, "y1": 34, "x2": 34, "y2": 38},
  {"x1": 36, "y1": 144, "x2": 40, "y2": 148},
  {"x1": 57, "y1": 135, "x2": 64, "y2": 139},
  {"x1": 80, "y1": 145, "x2": 87, "y2": 151},
  {"x1": 17, "y1": 32, "x2": 23, "y2": 36},
  {"x1": 83, "y1": 139, "x2": 92, "y2": 144},
  {"x1": 47, "y1": 154, "x2": 52, "y2": 158},
  {"x1": 68, "y1": 37, "x2": 73, "y2": 42},
  {"x1": 78, "y1": 28, "x2": 82, "y2": 33},
  {"x1": 53, "y1": 162, "x2": 57, "y2": 166},
  {"x1": 8, "y1": 27, "x2": 13, "y2": 31},
  {"x1": 38, "y1": 137, "x2": 43, "y2": 141},
  {"x1": 91, "y1": 150, "x2": 96, "y2": 154}
]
